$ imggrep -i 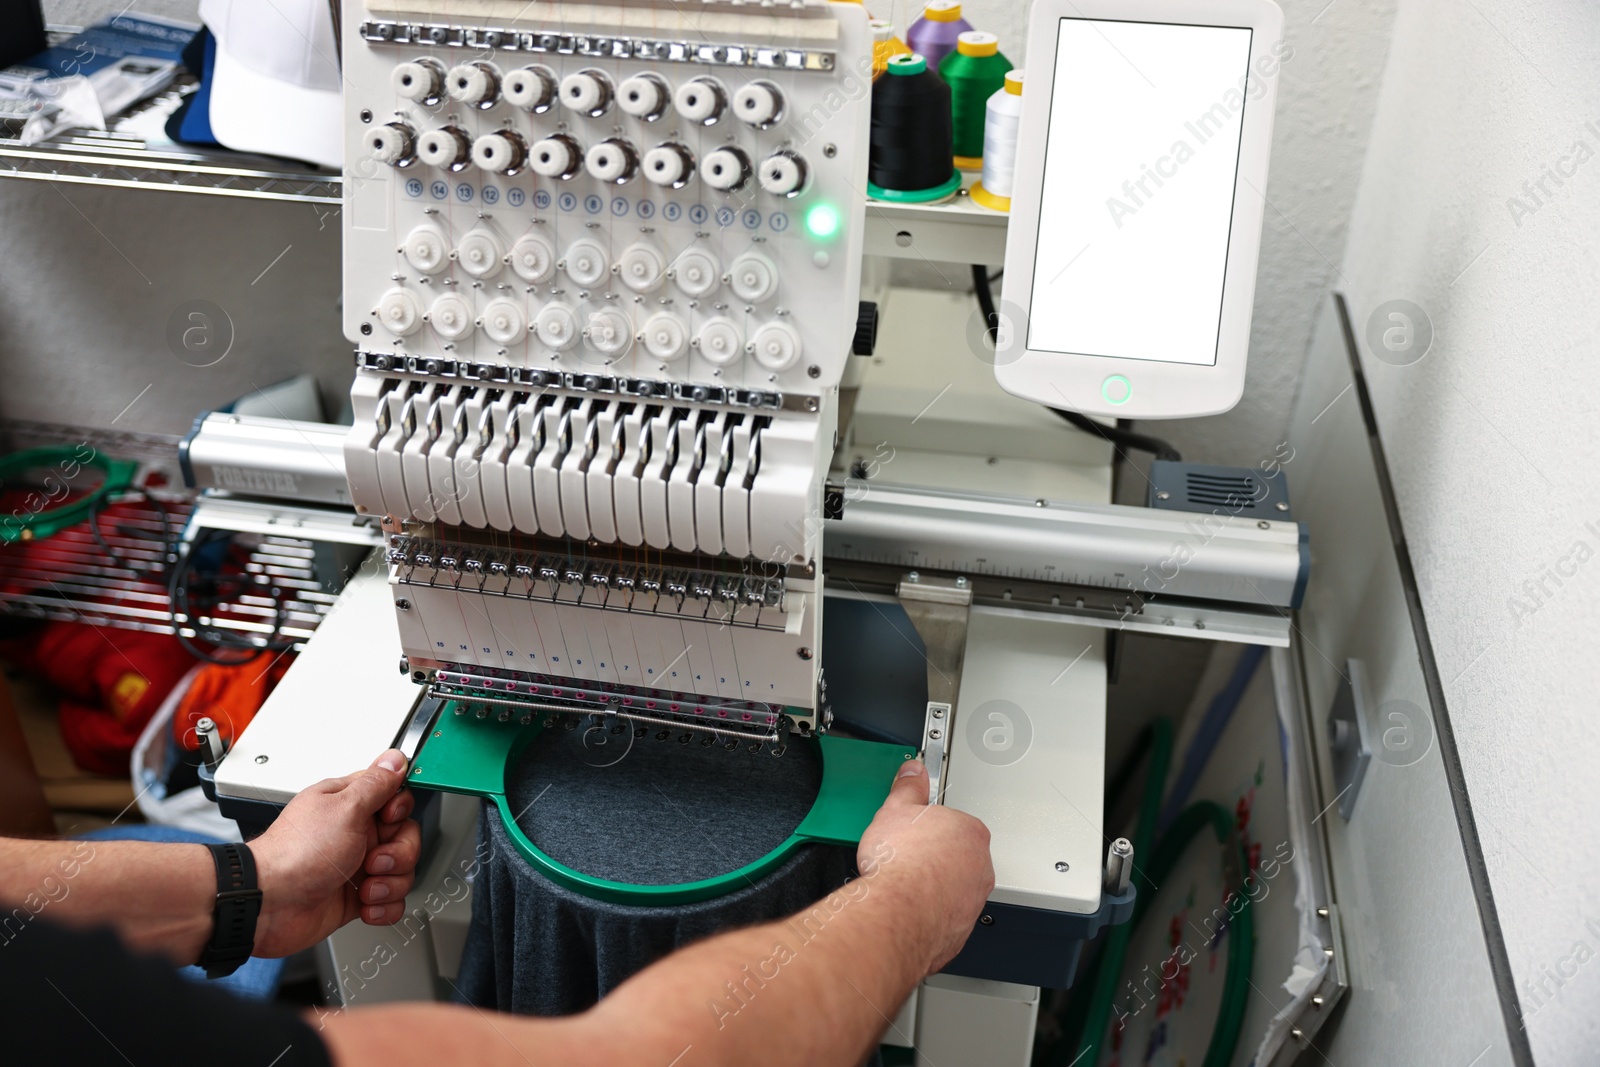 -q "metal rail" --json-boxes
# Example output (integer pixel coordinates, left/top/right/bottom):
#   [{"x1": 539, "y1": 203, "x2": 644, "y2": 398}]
[{"x1": 430, "y1": 687, "x2": 781, "y2": 743}]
